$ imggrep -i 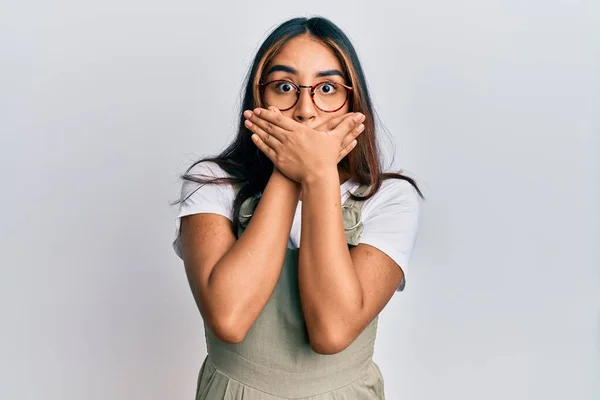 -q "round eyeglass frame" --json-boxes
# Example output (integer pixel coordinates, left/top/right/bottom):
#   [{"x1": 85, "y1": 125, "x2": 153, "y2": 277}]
[{"x1": 258, "y1": 80, "x2": 354, "y2": 113}]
